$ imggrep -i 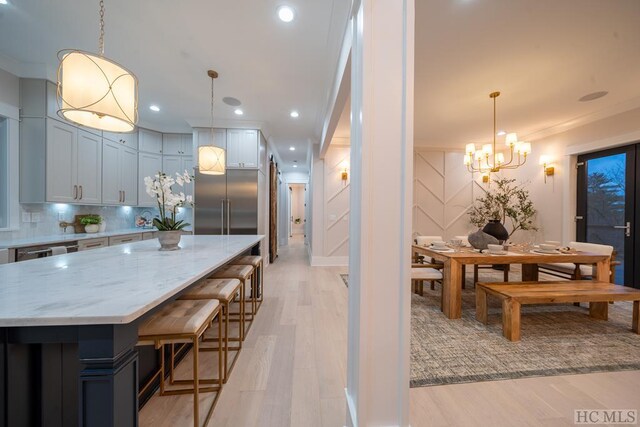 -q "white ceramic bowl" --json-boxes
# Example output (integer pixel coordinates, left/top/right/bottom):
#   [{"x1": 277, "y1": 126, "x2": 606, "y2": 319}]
[{"x1": 432, "y1": 241, "x2": 447, "y2": 249}]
